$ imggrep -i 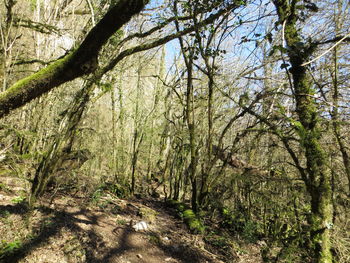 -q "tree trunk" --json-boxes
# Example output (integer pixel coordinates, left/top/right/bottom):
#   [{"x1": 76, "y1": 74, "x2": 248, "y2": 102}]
[
  {"x1": 186, "y1": 64, "x2": 198, "y2": 212},
  {"x1": 0, "y1": 0, "x2": 148, "y2": 118},
  {"x1": 272, "y1": 1, "x2": 333, "y2": 262},
  {"x1": 330, "y1": 6, "x2": 350, "y2": 196},
  {"x1": 174, "y1": 1, "x2": 199, "y2": 211}
]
